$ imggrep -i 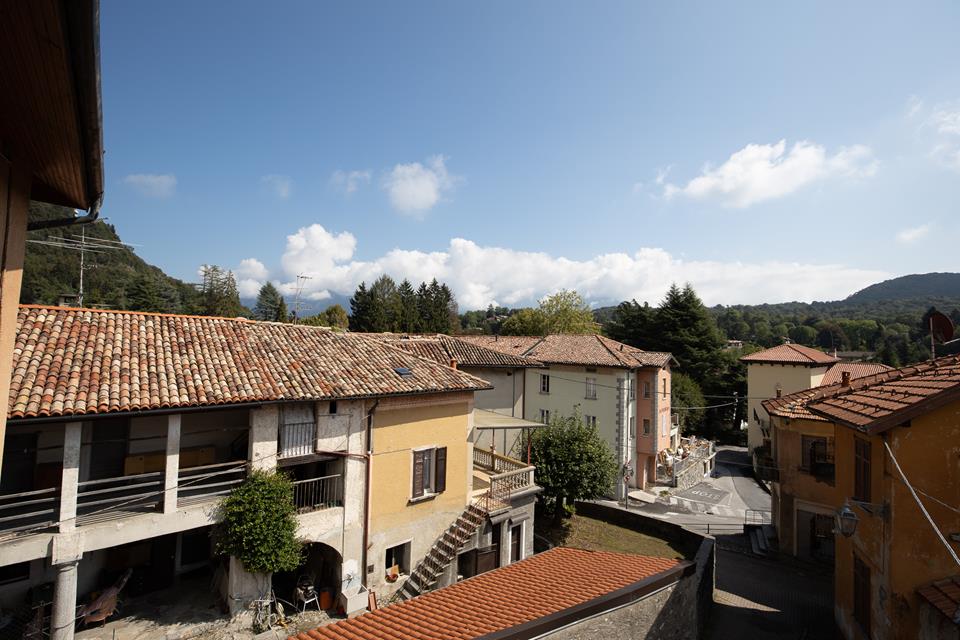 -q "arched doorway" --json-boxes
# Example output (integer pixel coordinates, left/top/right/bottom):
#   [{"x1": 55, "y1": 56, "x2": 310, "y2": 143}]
[{"x1": 272, "y1": 543, "x2": 342, "y2": 611}]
